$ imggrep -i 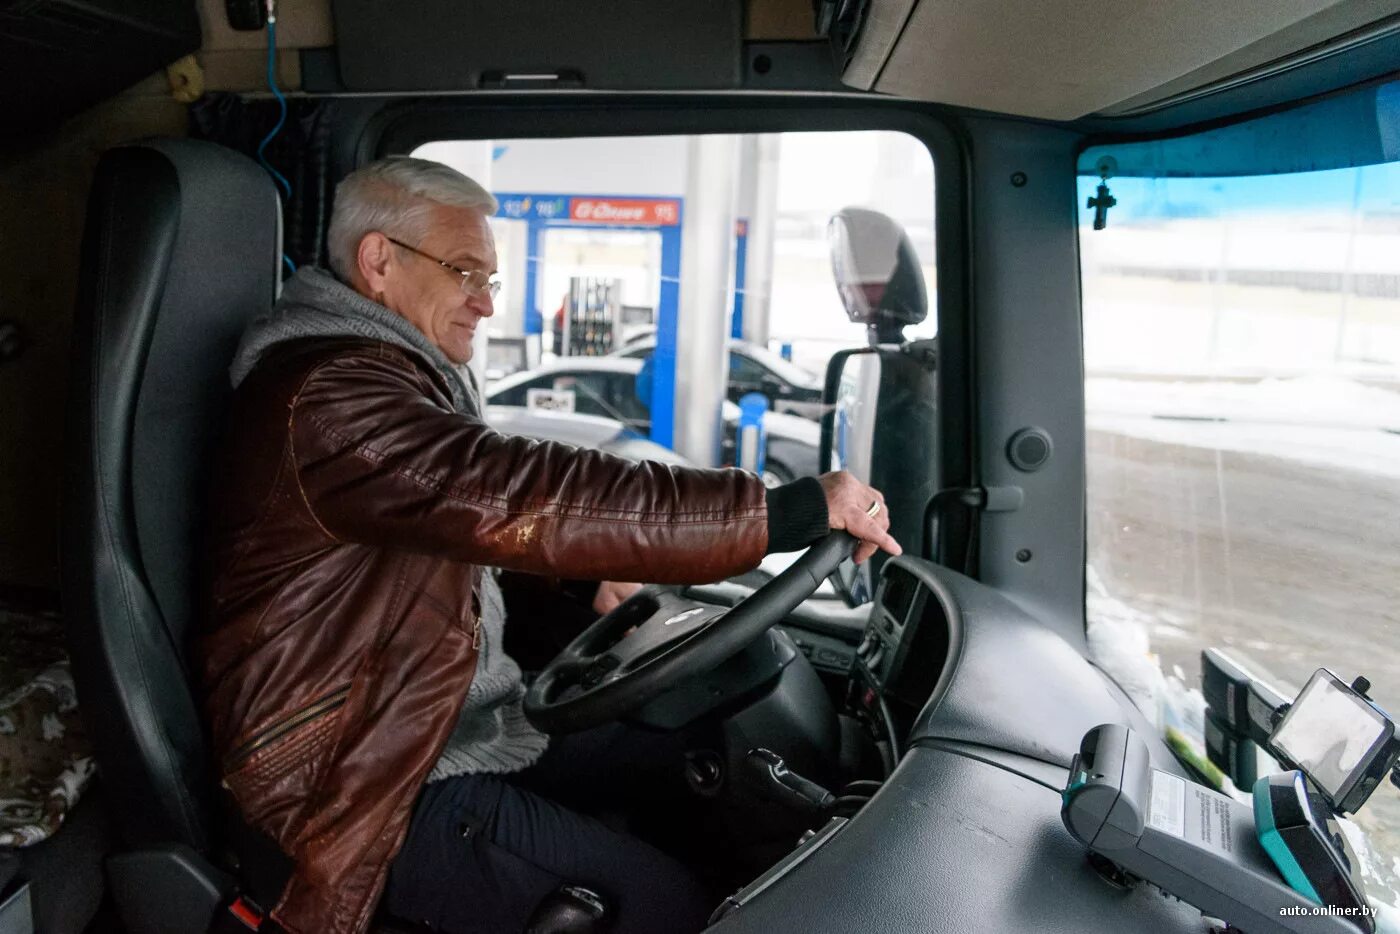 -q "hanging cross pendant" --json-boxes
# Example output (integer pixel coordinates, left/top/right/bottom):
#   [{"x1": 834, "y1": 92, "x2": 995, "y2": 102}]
[{"x1": 1087, "y1": 181, "x2": 1117, "y2": 230}]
